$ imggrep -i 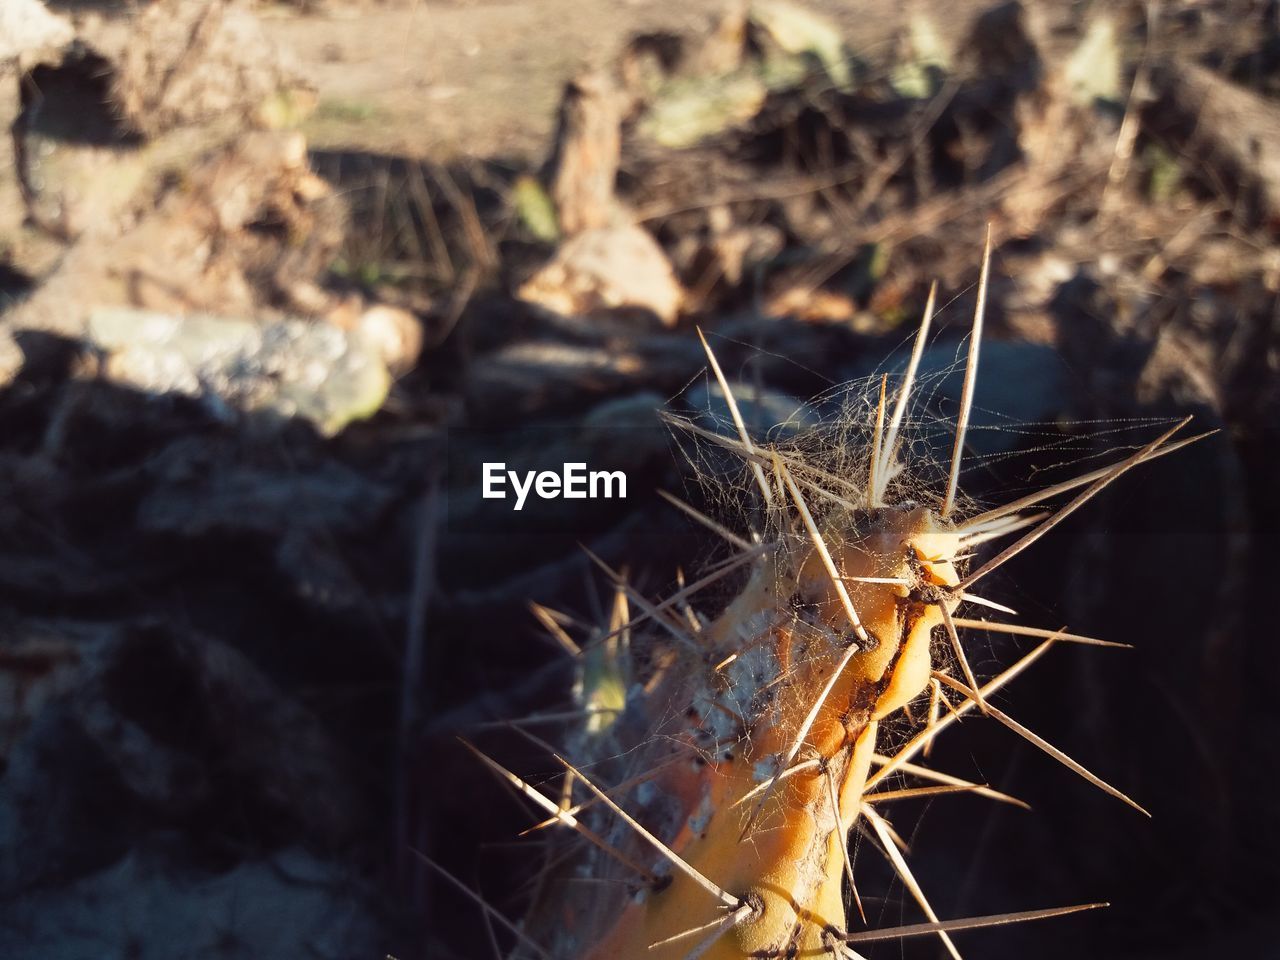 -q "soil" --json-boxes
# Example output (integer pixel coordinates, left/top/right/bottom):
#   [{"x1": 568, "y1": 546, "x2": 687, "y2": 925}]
[{"x1": 264, "y1": 0, "x2": 985, "y2": 161}]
